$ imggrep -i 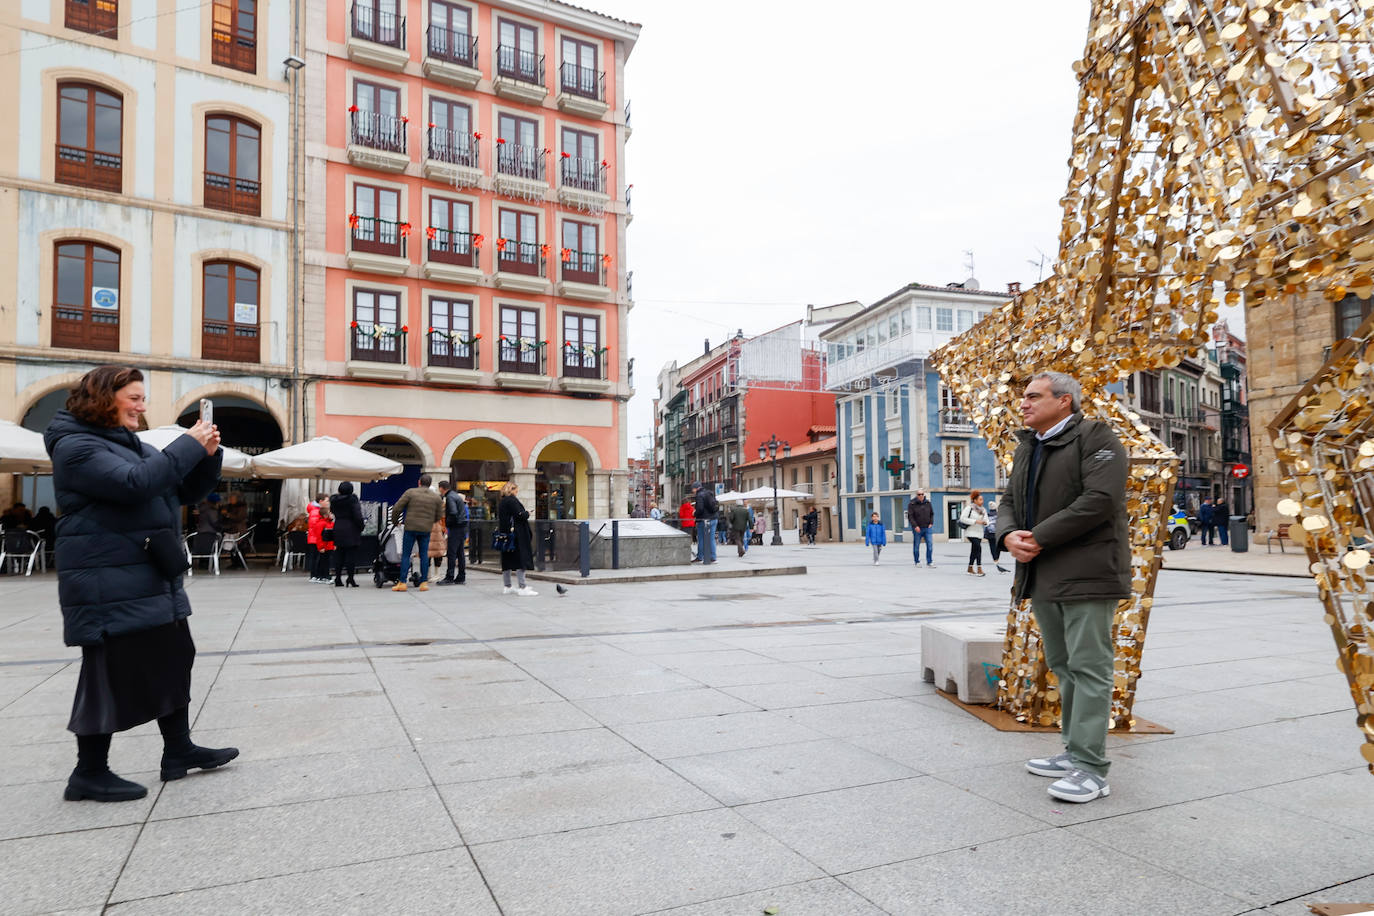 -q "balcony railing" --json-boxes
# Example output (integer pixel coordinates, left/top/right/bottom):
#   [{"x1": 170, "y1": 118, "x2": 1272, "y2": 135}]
[
  {"x1": 496, "y1": 143, "x2": 546, "y2": 181},
  {"x1": 202, "y1": 321, "x2": 259, "y2": 363},
  {"x1": 65, "y1": 0, "x2": 117, "y2": 37},
  {"x1": 559, "y1": 157, "x2": 605, "y2": 194},
  {"x1": 496, "y1": 241, "x2": 544, "y2": 277},
  {"x1": 560, "y1": 249, "x2": 605, "y2": 286},
  {"x1": 558, "y1": 61, "x2": 605, "y2": 100},
  {"x1": 351, "y1": 2, "x2": 406, "y2": 49},
  {"x1": 427, "y1": 126, "x2": 479, "y2": 169},
  {"x1": 204, "y1": 171, "x2": 261, "y2": 216},
  {"x1": 350, "y1": 110, "x2": 407, "y2": 155},
  {"x1": 351, "y1": 215, "x2": 408, "y2": 258},
  {"x1": 496, "y1": 45, "x2": 544, "y2": 86},
  {"x1": 428, "y1": 330, "x2": 476, "y2": 370},
  {"x1": 944, "y1": 468, "x2": 968, "y2": 488},
  {"x1": 561, "y1": 343, "x2": 605, "y2": 380},
  {"x1": 624, "y1": 99, "x2": 632, "y2": 130},
  {"x1": 211, "y1": 26, "x2": 256, "y2": 72},
  {"x1": 351, "y1": 323, "x2": 405, "y2": 363},
  {"x1": 498, "y1": 336, "x2": 544, "y2": 374},
  {"x1": 427, "y1": 227, "x2": 476, "y2": 267},
  {"x1": 939, "y1": 408, "x2": 976, "y2": 434},
  {"x1": 55, "y1": 144, "x2": 121, "y2": 193},
  {"x1": 426, "y1": 25, "x2": 476, "y2": 67}
]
